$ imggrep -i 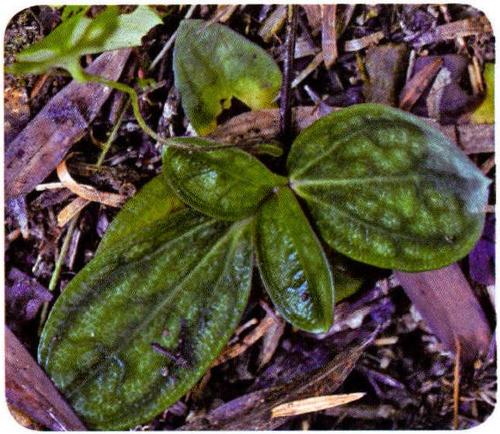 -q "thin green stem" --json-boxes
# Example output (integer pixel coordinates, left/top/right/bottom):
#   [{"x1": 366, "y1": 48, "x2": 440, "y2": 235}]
[
  {"x1": 38, "y1": 216, "x2": 79, "y2": 334},
  {"x1": 80, "y1": 70, "x2": 241, "y2": 152},
  {"x1": 96, "y1": 98, "x2": 130, "y2": 167}
]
